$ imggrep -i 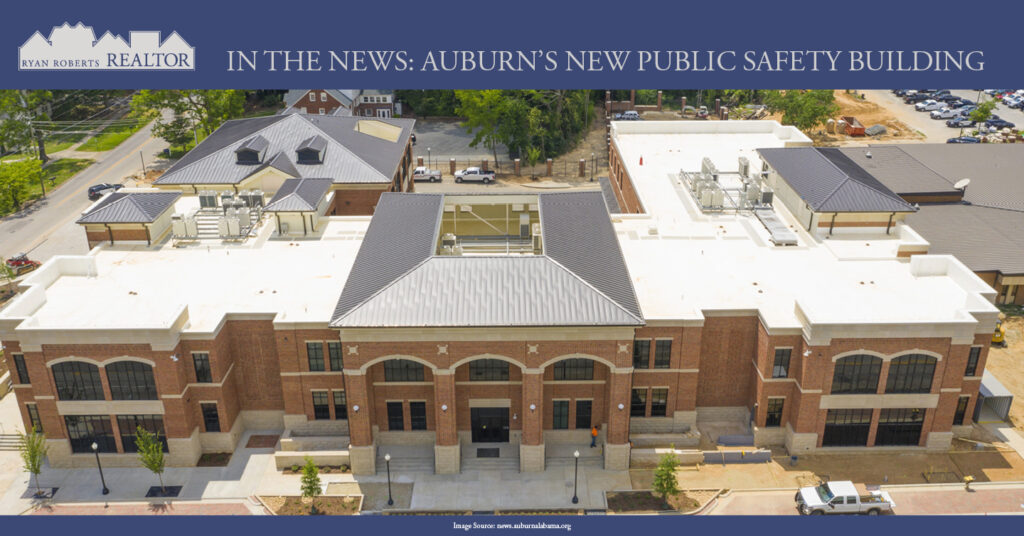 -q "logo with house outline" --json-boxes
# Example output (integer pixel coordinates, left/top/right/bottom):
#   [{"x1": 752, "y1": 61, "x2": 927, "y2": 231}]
[{"x1": 19, "y1": 22, "x2": 195, "y2": 71}]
